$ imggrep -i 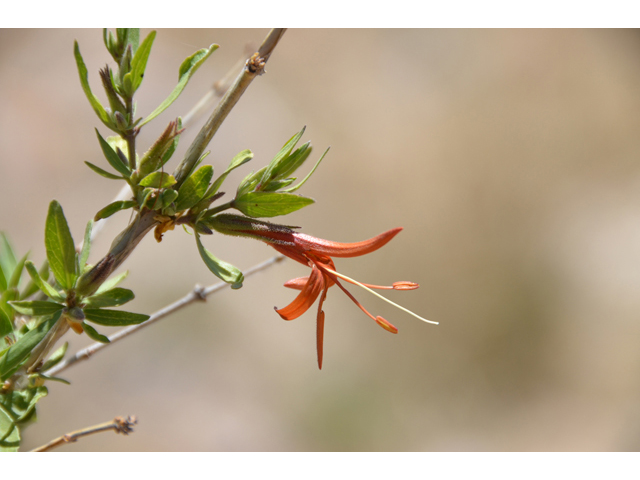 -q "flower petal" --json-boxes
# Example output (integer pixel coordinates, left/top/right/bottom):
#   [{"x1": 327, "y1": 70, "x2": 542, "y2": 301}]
[
  {"x1": 316, "y1": 288, "x2": 328, "y2": 370},
  {"x1": 283, "y1": 276, "x2": 309, "y2": 290},
  {"x1": 275, "y1": 265, "x2": 325, "y2": 320},
  {"x1": 294, "y1": 227, "x2": 403, "y2": 258}
]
